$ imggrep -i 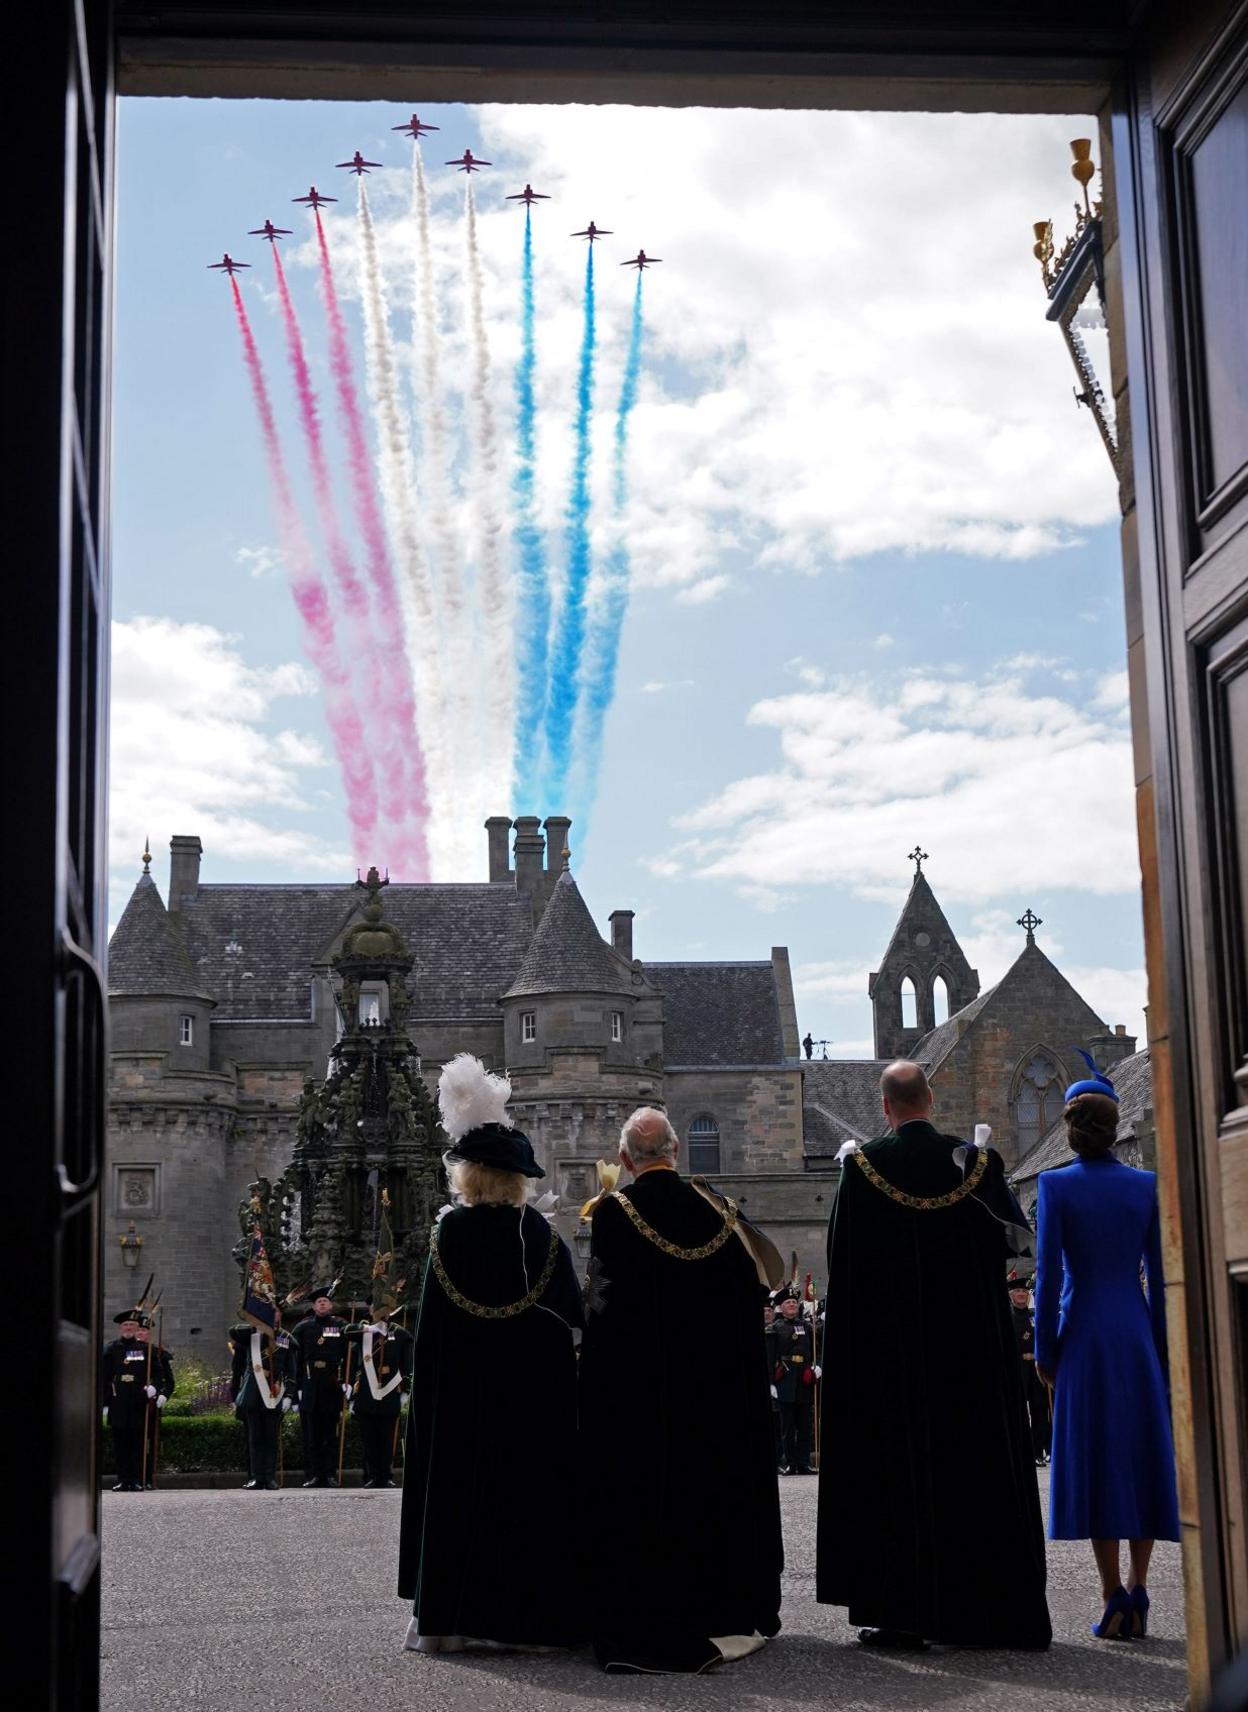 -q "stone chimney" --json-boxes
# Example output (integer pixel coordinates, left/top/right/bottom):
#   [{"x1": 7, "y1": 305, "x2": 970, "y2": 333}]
[
  {"x1": 485, "y1": 816, "x2": 512, "y2": 882},
  {"x1": 512, "y1": 817, "x2": 545, "y2": 900},
  {"x1": 609, "y1": 909, "x2": 635, "y2": 961},
  {"x1": 543, "y1": 816, "x2": 572, "y2": 872},
  {"x1": 168, "y1": 835, "x2": 203, "y2": 912}
]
